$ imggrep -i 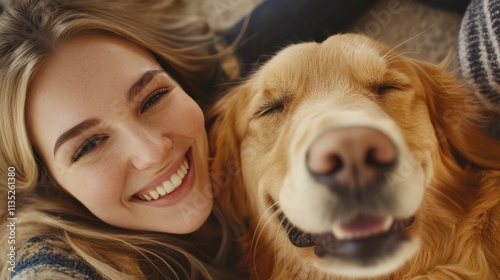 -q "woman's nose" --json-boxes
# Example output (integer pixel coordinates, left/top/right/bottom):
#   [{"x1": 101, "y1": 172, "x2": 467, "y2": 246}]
[{"x1": 125, "y1": 127, "x2": 172, "y2": 170}]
